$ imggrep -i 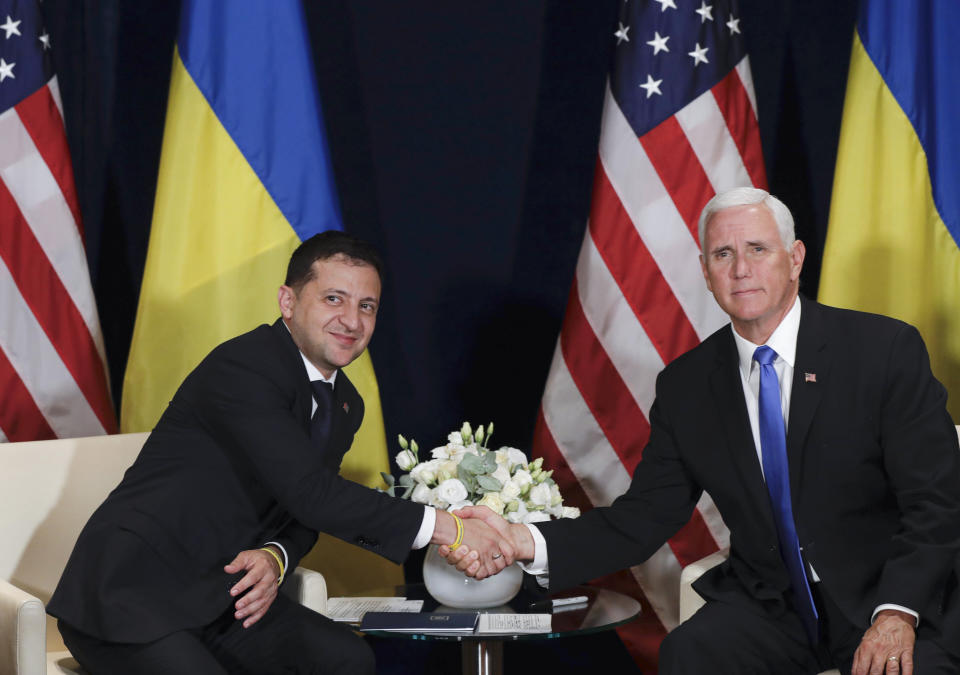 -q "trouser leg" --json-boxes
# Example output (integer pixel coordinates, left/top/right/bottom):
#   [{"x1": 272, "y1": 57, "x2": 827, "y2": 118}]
[
  {"x1": 659, "y1": 600, "x2": 822, "y2": 675},
  {"x1": 203, "y1": 592, "x2": 375, "y2": 675},
  {"x1": 58, "y1": 619, "x2": 229, "y2": 675}
]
